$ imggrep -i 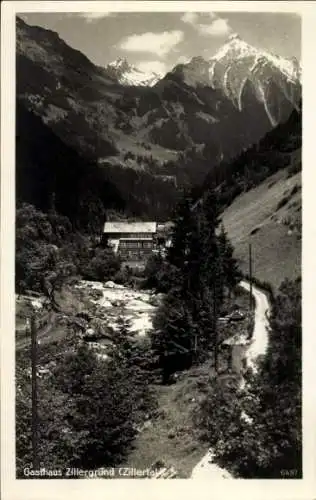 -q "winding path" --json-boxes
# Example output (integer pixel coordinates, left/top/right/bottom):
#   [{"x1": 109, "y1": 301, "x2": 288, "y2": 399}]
[
  {"x1": 239, "y1": 280, "x2": 270, "y2": 372},
  {"x1": 191, "y1": 280, "x2": 271, "y2": 479}
]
